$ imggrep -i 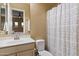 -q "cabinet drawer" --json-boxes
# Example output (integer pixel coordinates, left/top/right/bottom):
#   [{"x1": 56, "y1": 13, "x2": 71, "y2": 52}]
[
  {"x1": 7, "y1": 53, "x2": 17, "y2": 56},
  {"x1": 0, "y1": 46, "x2": 16, "y2": 56},
  {"x1": 16, "y1": 43, "x2": 35, "y2": 52},
  {"x1": 17, "y1": 50, "x2": 34, "y2": 56}
]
